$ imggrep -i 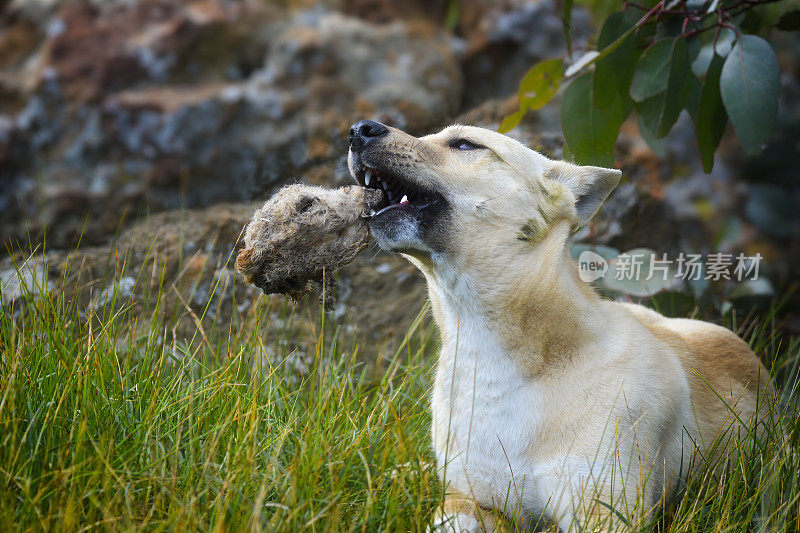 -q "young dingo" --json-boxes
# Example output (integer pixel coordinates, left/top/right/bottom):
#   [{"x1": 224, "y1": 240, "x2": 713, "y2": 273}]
[{"x1": 347, "y1": 120, "x2": 774, "y2": 531}]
